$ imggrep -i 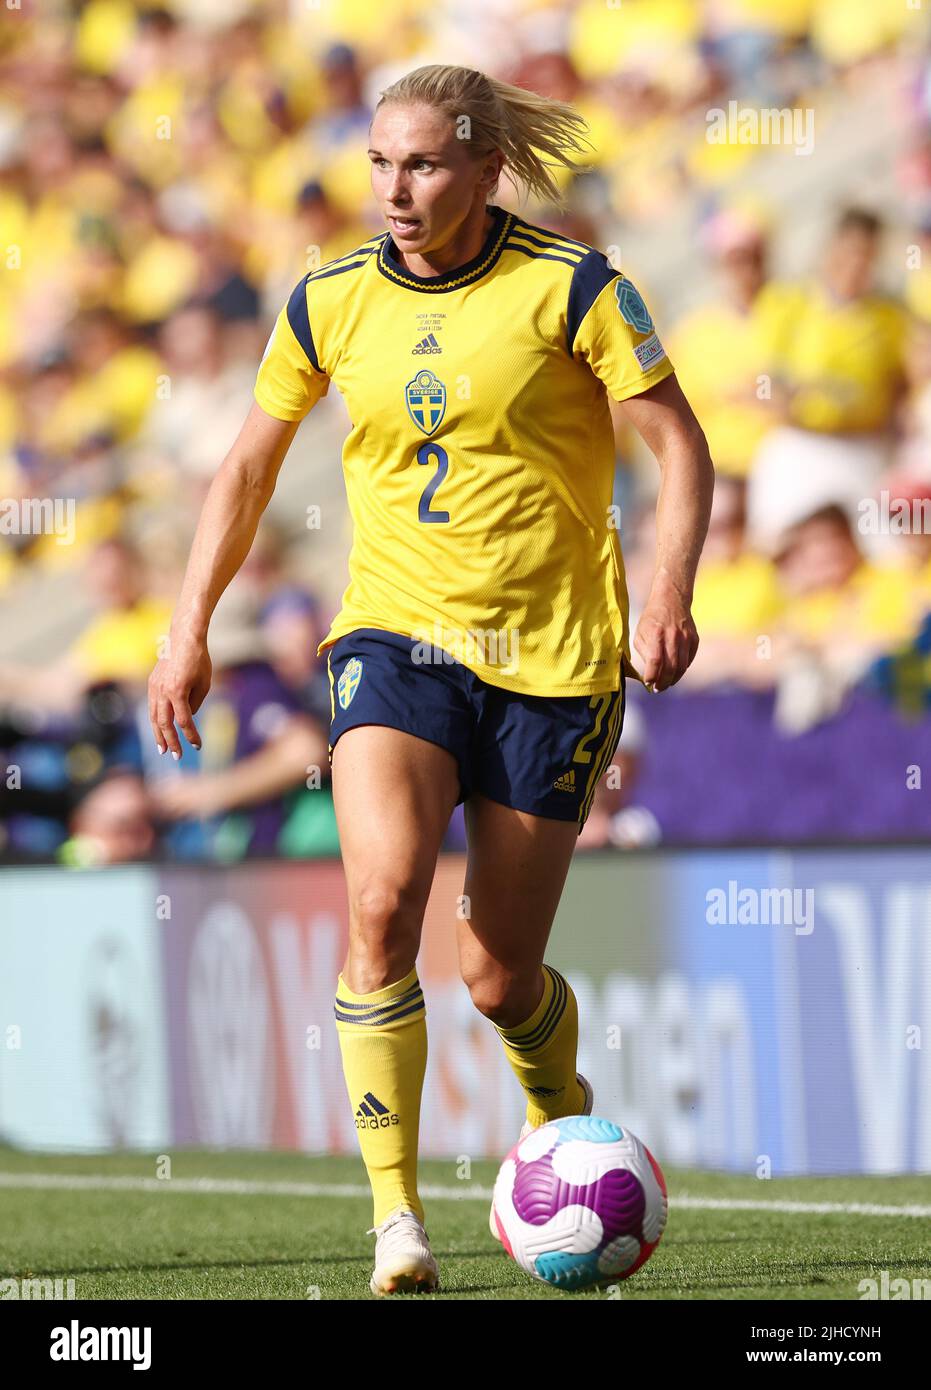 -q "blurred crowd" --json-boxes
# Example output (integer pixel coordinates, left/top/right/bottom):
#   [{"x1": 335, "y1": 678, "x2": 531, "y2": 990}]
[{"x1": 1, "y1": 0, "x2": 930, "y2": 861}]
